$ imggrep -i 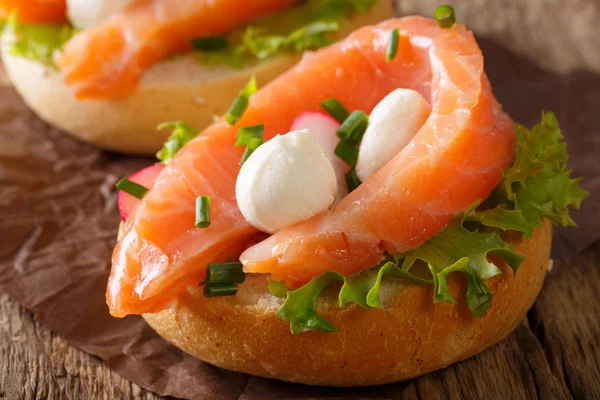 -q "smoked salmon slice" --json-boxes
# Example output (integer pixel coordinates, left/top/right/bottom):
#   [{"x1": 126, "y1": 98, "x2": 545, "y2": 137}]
[
  {"x1": 0, "y1": 0, "x2": 66, "y2": 23},
  {"x1": 108, "y1": 17, "x2": 515, "y2": 316},
  {"x1": 56, "y1": 0, "x2": 298, "y2": 99}
]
